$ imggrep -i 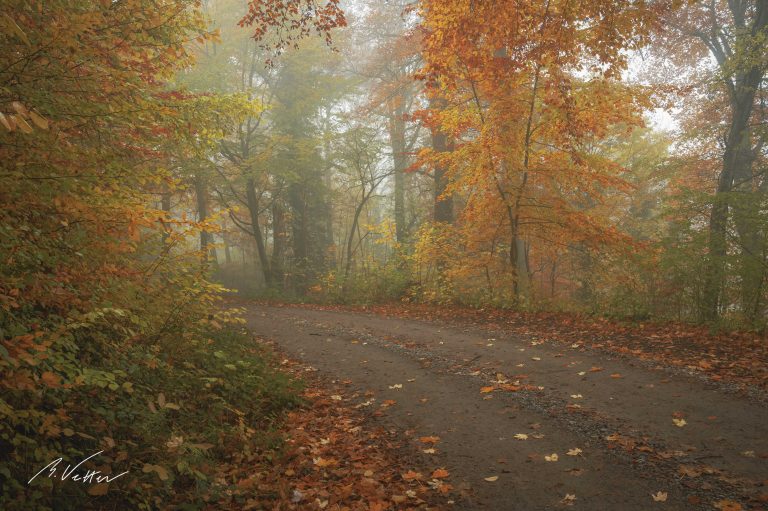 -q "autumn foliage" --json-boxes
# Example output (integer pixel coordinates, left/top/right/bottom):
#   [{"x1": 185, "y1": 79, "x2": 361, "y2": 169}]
[{"x1": 0, "y1": 1, "x2": 294, "y2": 509}]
